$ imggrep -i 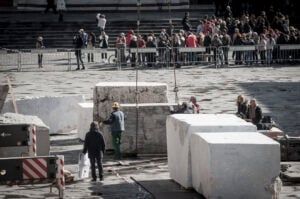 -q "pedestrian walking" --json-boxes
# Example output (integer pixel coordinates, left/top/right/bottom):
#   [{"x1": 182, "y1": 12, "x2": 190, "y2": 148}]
[
  {"x1": 82, "y1": 121, "x2": 105, "y2": 182},
  {"x1": 102, "y1": 102, "x2": 125, "y2": 160}
]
